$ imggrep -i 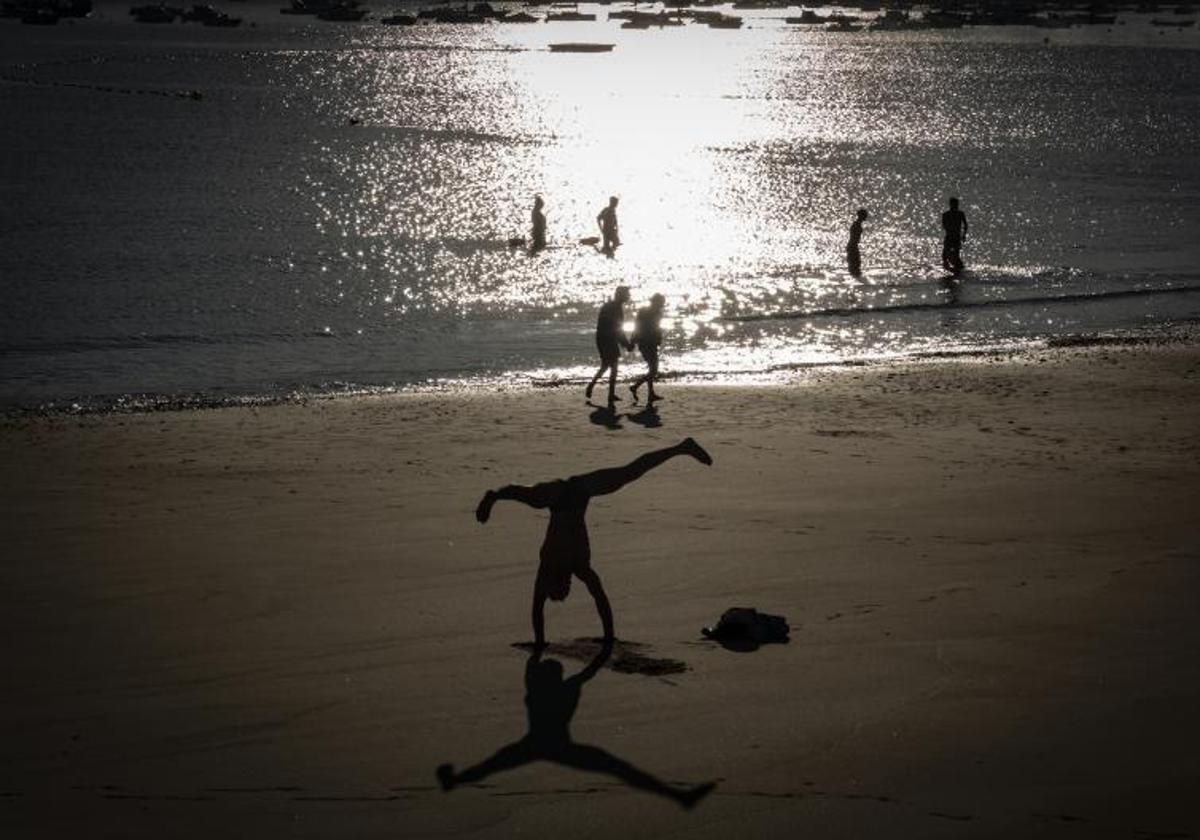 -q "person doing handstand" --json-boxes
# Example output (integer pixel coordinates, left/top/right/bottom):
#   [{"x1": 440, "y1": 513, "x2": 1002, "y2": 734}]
[{"x1": 475, "y1": 438, "x2": 713, "y2": 647}]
